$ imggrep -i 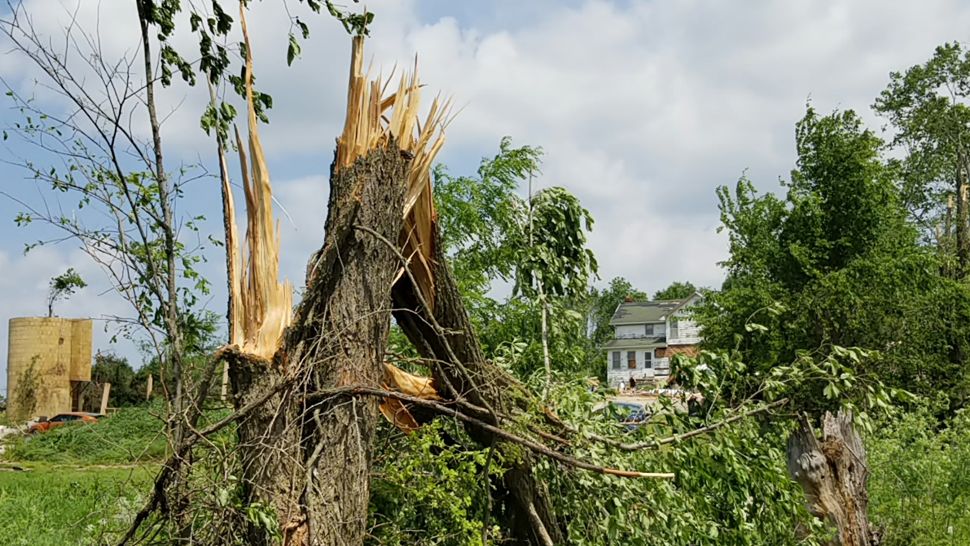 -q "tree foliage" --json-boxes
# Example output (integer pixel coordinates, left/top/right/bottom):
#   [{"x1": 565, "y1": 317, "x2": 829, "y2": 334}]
[
  {"x1": 868, "y1": 403, "x2": 970, "y2": 545},
  {"x1": 434, "y1": 137, "x2": 543, "y2": 302},
  {"x1": 589, "y1": 277, "x2": 647, "y2": 347},
  {"x1": 433, "y1": 138, "x2": 601, "y2": 380},
  {"x1": 653, "y1": 281, "x2": 697, "y2": 301},
  {"x1": 874, "y1": 41, "x2": 970, "y2": 275},
  {"x1": 46, "y1": 268, "x2": 86, "y2": 317},
  {"x1": 705, "y1": 106, "x2": 970, "y2": 413}
]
